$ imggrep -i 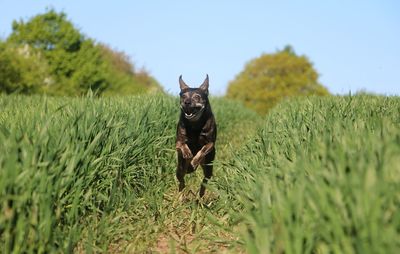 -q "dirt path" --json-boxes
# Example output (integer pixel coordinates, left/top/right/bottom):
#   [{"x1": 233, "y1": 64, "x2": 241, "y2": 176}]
[
  {"x1": 118, "y1": 117, "x2": 261, "y2": 253},
  {"x1": 152, "y1": 180, "x2": 240, "y2": 253},
  {"x1": 150, "y1": 123, "x2": 261, "y2": 253}
]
